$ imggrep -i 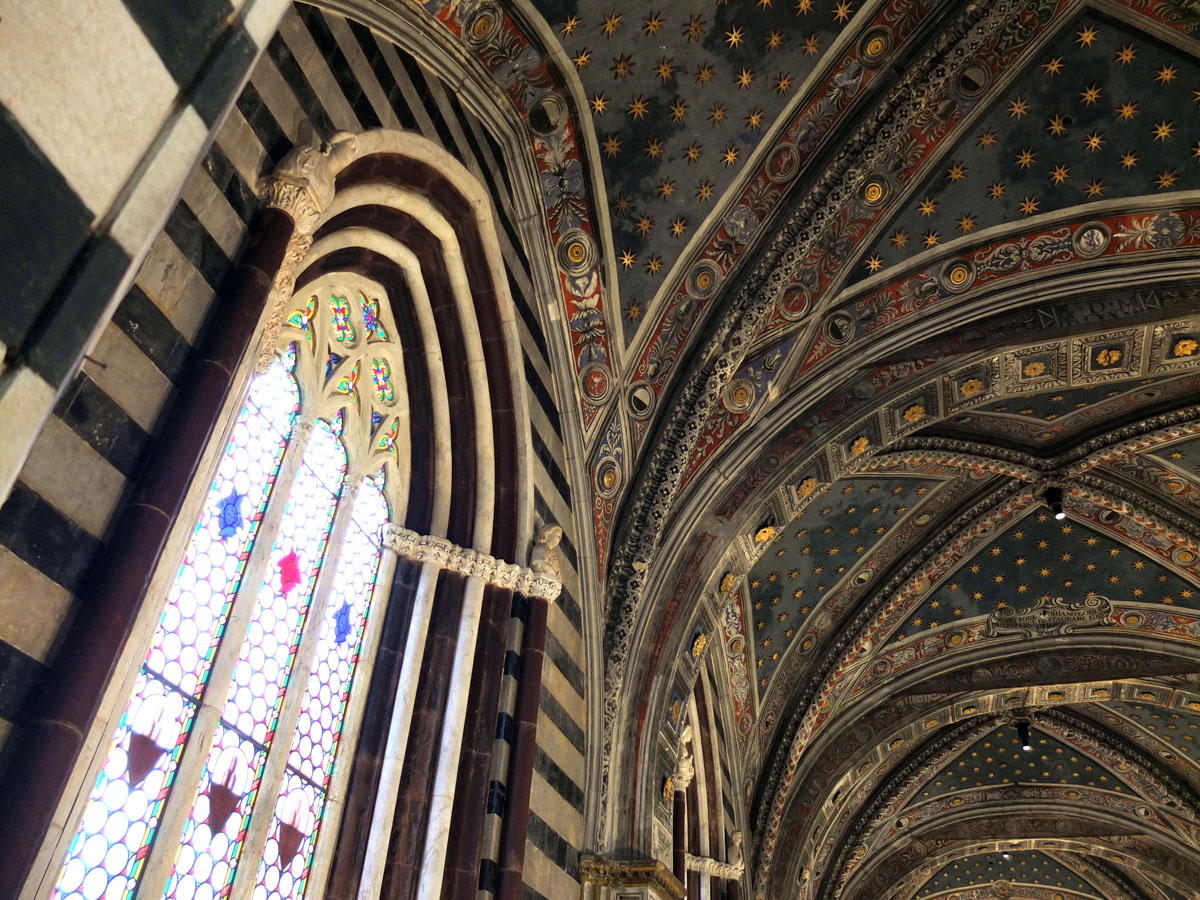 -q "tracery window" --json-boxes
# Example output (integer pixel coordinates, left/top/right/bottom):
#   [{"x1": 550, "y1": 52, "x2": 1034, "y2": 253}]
[{"x1": 54, "y1": 282, "x2": 403, "y2": 900}]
